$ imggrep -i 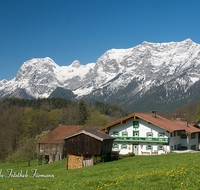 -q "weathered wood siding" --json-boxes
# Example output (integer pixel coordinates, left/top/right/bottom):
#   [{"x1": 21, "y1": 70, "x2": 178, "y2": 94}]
[{"x1": 65, "y1": 134, "x2": 102, "y2": 156}]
